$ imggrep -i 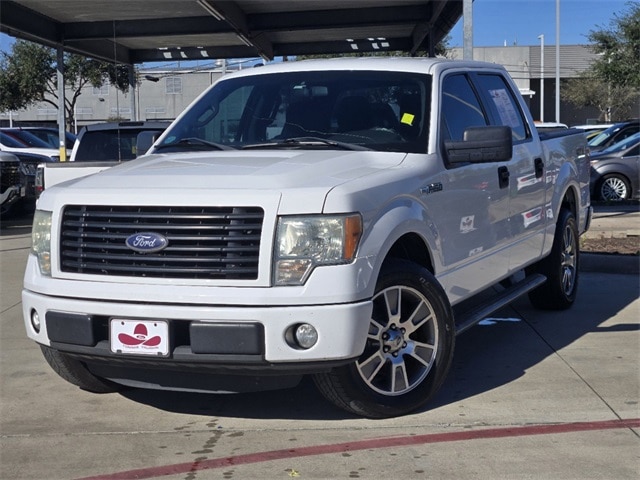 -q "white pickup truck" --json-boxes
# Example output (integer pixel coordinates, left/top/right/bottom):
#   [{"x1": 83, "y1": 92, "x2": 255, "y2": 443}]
[{"x1": 23, "y1": 58, "x2": 591, "y2": 418}]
